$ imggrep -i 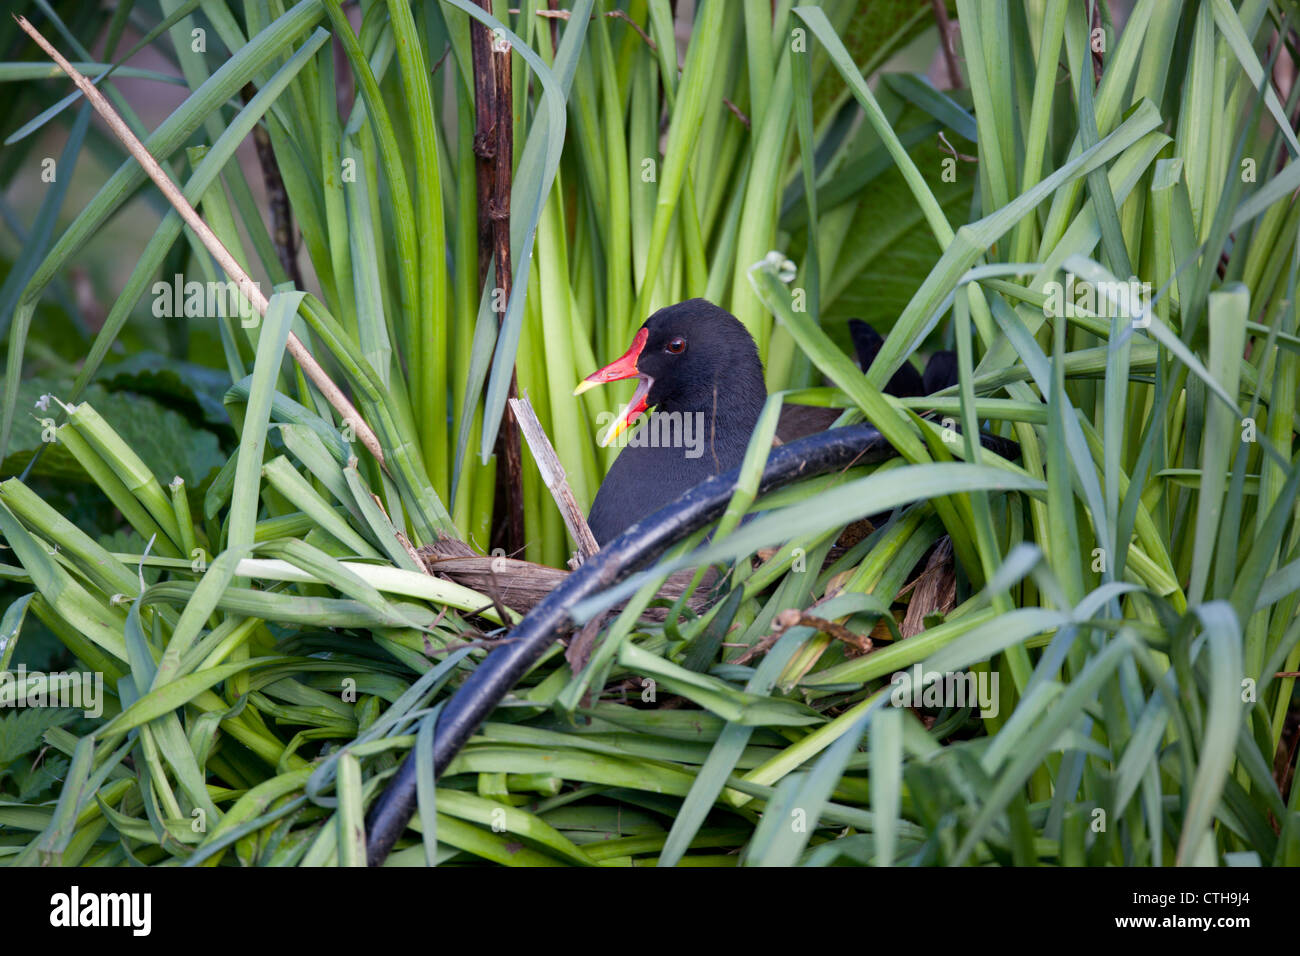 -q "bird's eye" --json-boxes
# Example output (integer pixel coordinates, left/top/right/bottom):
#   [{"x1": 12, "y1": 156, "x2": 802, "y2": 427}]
[{"x1": 666, "y1": 337, "x2": 686, "y2": 354}]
